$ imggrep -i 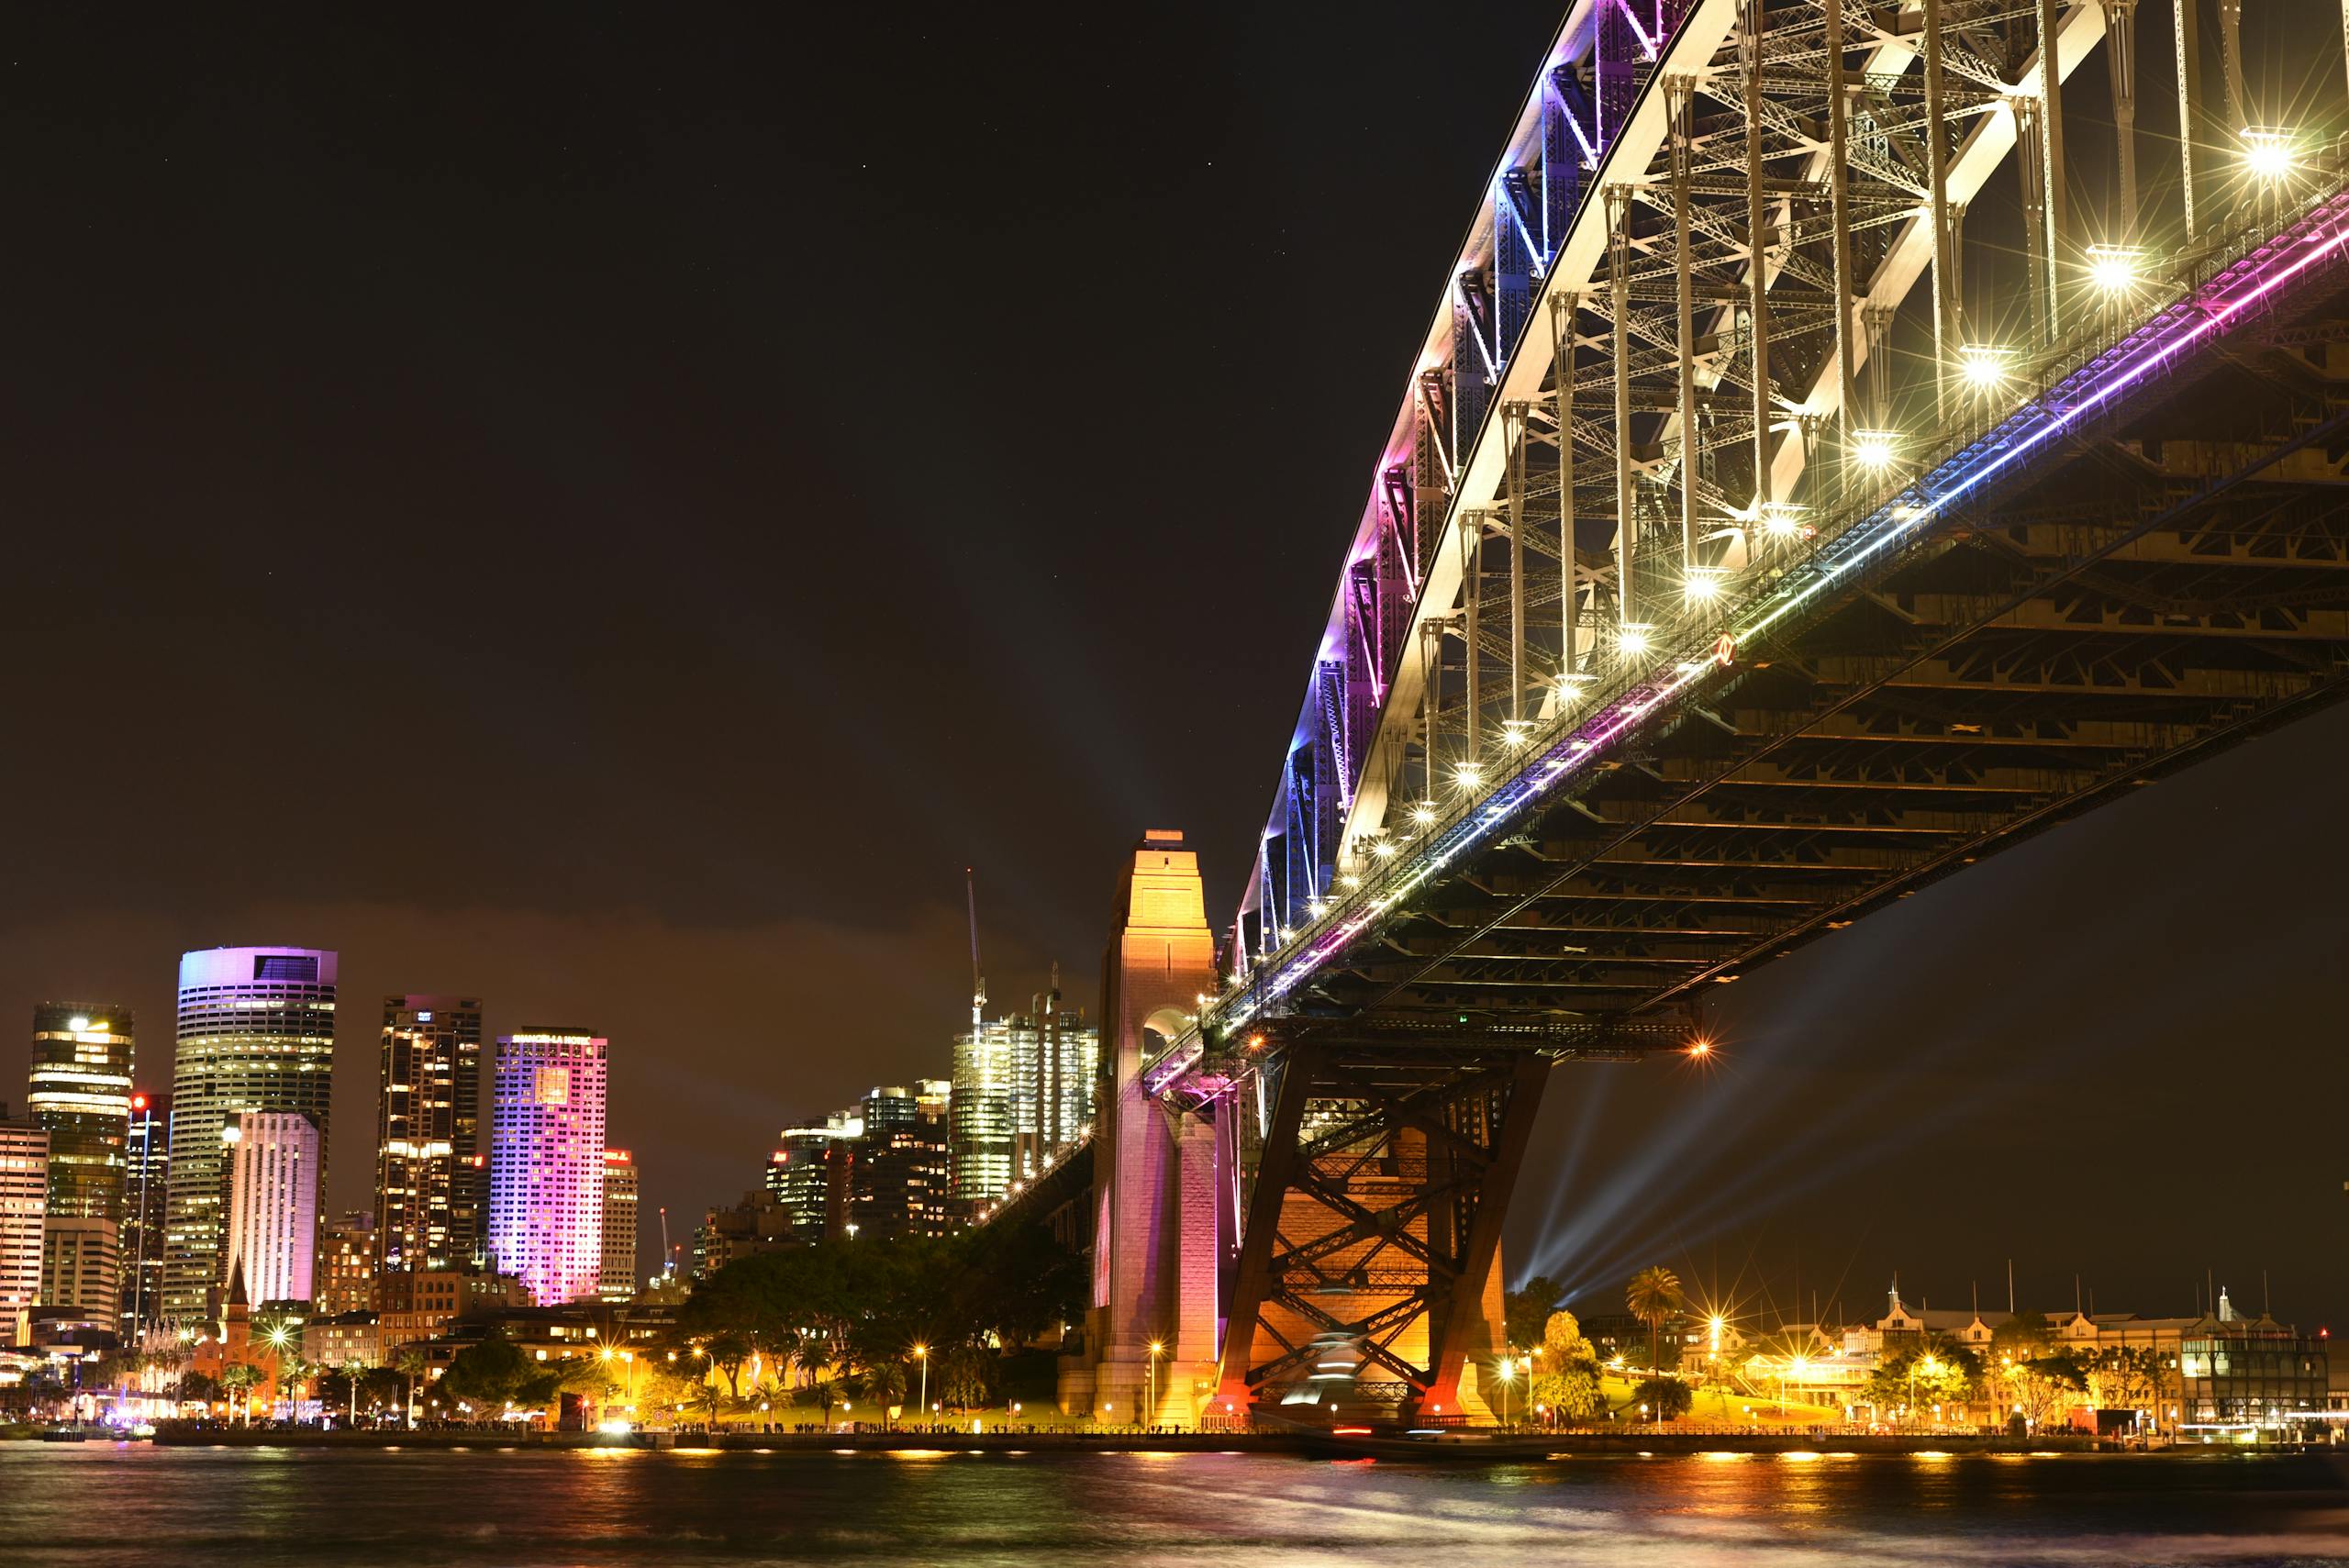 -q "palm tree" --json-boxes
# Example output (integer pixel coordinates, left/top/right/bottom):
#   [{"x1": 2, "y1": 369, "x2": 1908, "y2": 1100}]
[
  {"x1": 863, "y1": 1358, "x2": 908, "y2": 1426},
  {"x1": 217, "y1": 1362, "x2": 263, "y2": 1427},
  {"x1": 391, "y1": 1346, "x2": 431, "y2": 1429},
  {"x1": 1626, "y1": 1266, "x2": 1685, "y2": 1383}
]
